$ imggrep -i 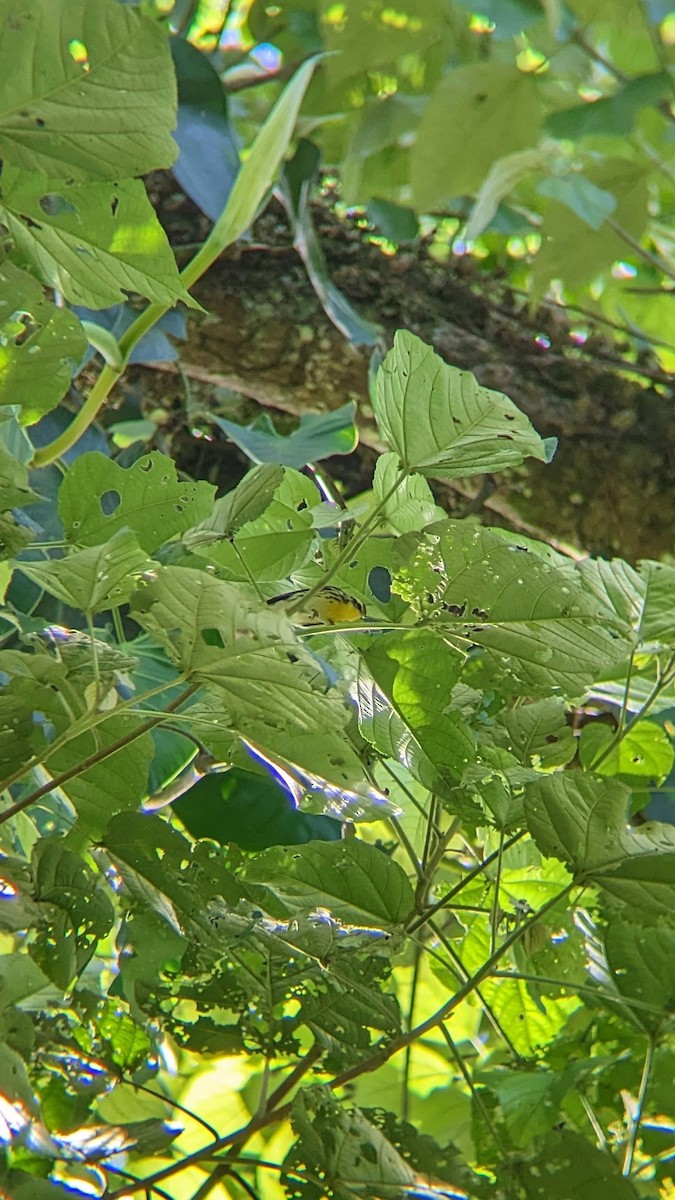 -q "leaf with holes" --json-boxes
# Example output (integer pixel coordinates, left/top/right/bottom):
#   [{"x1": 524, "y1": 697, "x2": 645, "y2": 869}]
[
  {"x1": 58, "y1": 451, "x2": 215, "y2": 552},
  {"x1": 19, "y1": 529, "x2": 149, "y2": 613},
  {"x1": 374, "y1": 331, "x2": 555, "y2": 480},
  {"x1": 188, "y1": 468, "x2": 319, "y2": 581},
  {"x1": 0, "y1": 262, "x2": 86, "y2": 424},
  {"x1": 525, "y1": 772, "x2": 675, "y2": 917},
  {"x1": 0, "y1": 0, "x2": 177, "y2": 180},
  {"x1": 0, "y1": 170, "x2": 194, "y2": 309},
  {"x1": 393, "y1": 520, "x2": 631, "y2": 694}
]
